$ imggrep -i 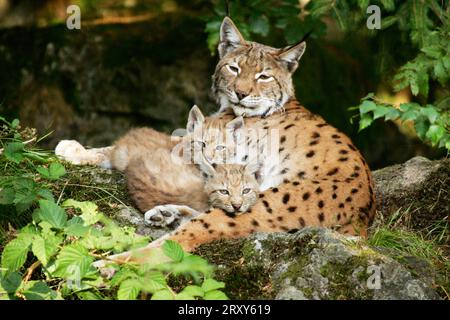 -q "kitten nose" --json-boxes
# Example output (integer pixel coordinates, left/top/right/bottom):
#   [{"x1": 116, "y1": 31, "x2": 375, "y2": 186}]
[
  {"x1": 235, "y1": 90, "x2": 248, "y2": 101},
  {"x1": 232, "y1": 203, "x2": 241, "y2": 211}
]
